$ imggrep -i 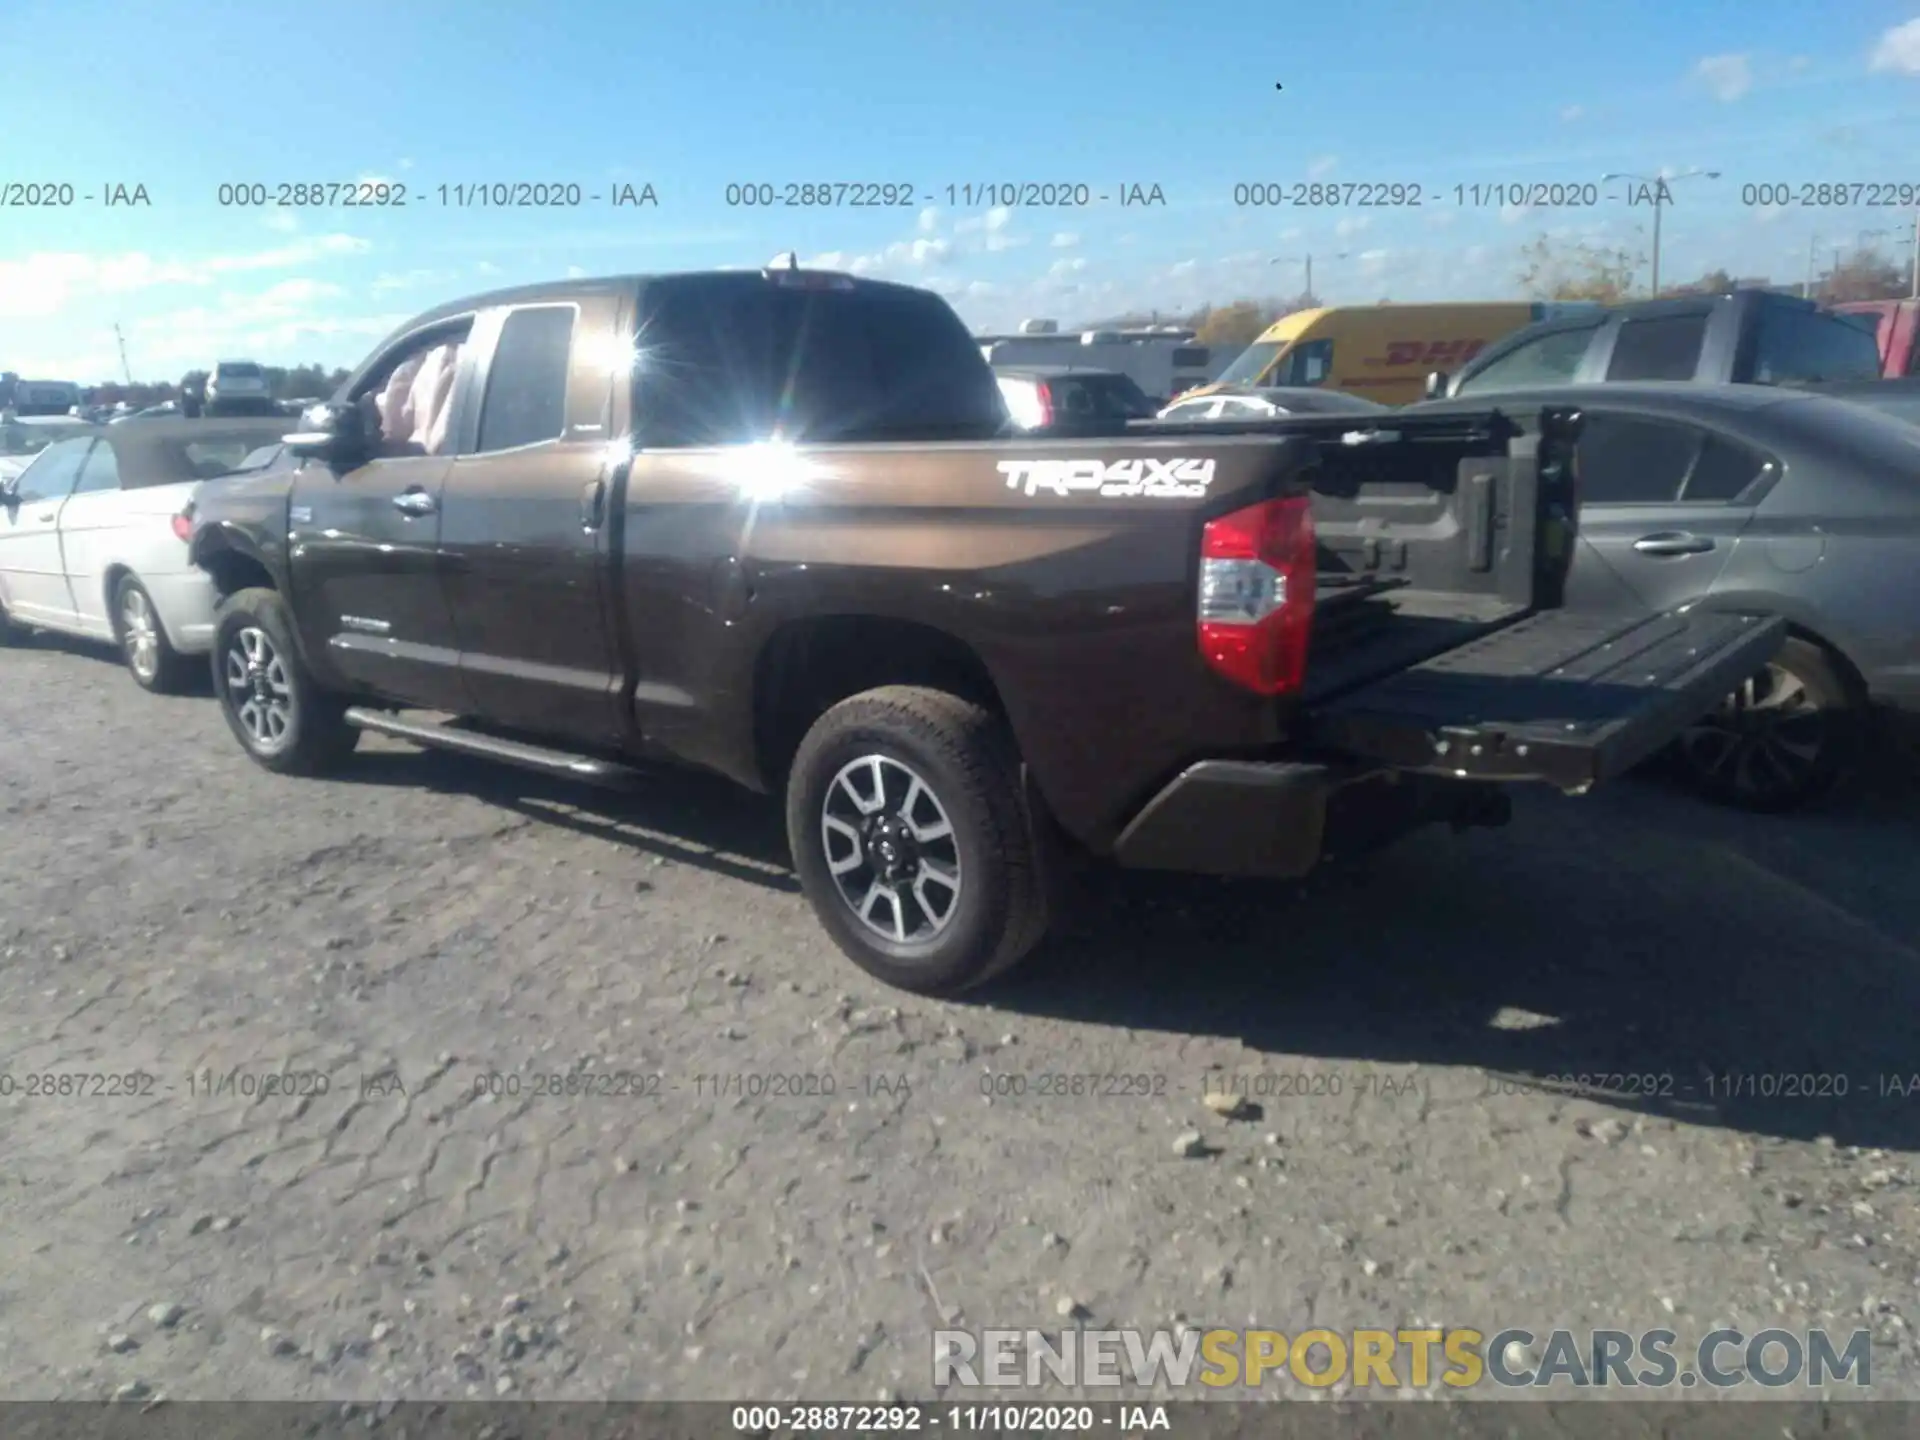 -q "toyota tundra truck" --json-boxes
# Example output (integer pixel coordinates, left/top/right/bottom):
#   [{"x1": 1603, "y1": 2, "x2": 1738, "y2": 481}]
[{"x1": 185, "y1": 264, "x2": 1784, "y2": 994}]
